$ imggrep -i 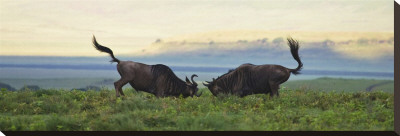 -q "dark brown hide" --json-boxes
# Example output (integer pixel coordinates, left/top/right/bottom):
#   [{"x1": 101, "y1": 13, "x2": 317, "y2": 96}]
[
  {"x1": 92, "y1": 36, "x2": 200, "y2": 97},
  {"x1": 204, "y1": 37, "x2": 303, "y2": 97}
]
